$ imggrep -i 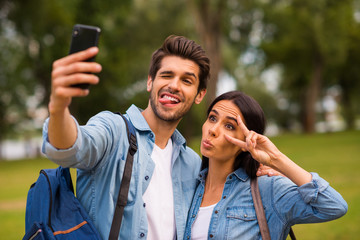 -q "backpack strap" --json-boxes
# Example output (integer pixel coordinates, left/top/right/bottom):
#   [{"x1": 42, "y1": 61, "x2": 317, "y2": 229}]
[
  {"x1": 250, "y1": 177, "x2": 296, "y2": 240},
  {"x1": 109, "y1": 113, "x2": 138, "y2": 240}
]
